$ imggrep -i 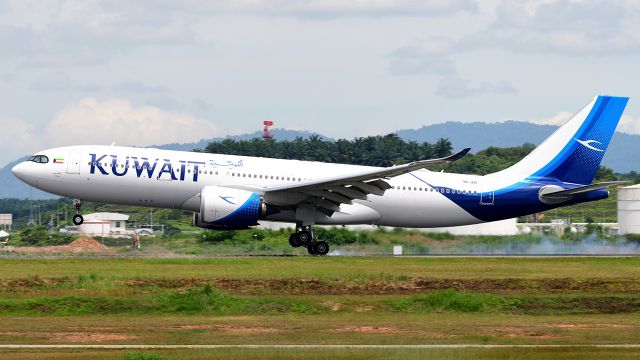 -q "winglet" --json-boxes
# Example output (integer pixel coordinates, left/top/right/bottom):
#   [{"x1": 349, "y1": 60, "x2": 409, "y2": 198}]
[{"x1": 446, "y1": 148, "x2": 471, "y2": 162}]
